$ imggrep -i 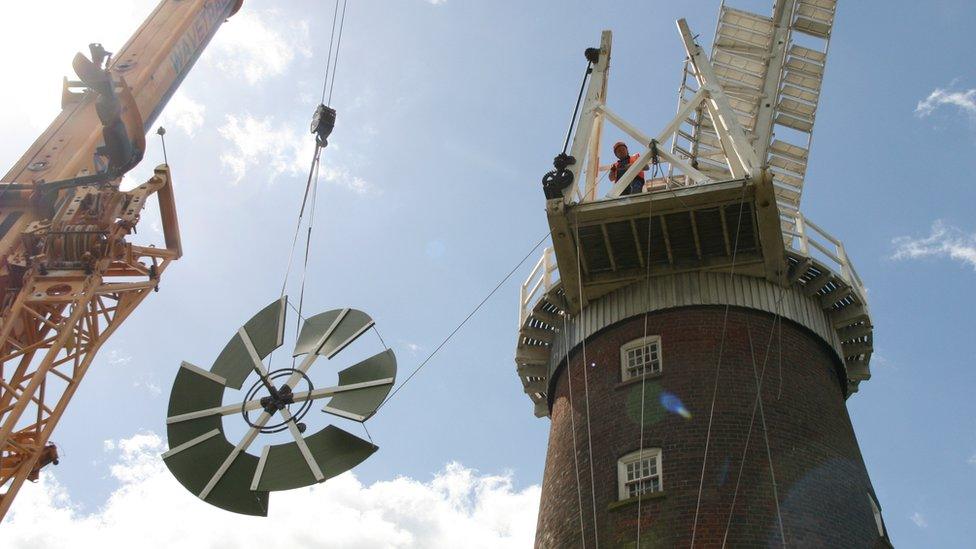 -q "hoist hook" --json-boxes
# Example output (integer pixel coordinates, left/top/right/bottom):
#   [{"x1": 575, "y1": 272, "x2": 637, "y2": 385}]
[{"x1": 310, "y1": 104, "x2": 337, "y2": 148}]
